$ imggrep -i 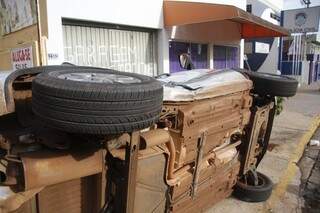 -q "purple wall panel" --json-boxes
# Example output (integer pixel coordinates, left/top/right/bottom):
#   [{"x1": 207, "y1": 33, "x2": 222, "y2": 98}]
[
  {"x1": 214, "y1": 45, "x2": 239, "y2": 70},
  {"x1": 169, "y1": 42, "x2": 190, "y2": 73},
  {"x1": 169, "y1": 42, "x2": 239, "y2": 73},
  {"x1": 213, "y1": 45, "x2": 227, "y2": 69},
  {"x1": 227, "y1": 46, "x2": 239, "y2": 68},
  {"x1": 191, "y1": 43, "x2": 208, "y2": 69},
  {"x1": 169, "y1": 41, "x2": 208, "y2": 73}
]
